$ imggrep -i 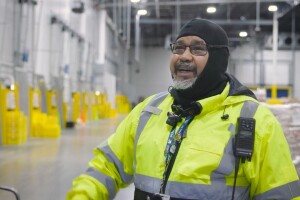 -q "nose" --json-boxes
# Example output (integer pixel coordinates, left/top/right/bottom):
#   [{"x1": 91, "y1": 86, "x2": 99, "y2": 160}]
[{"x1": 179, "y1": 46, "x2": 193, "y2": 62}]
